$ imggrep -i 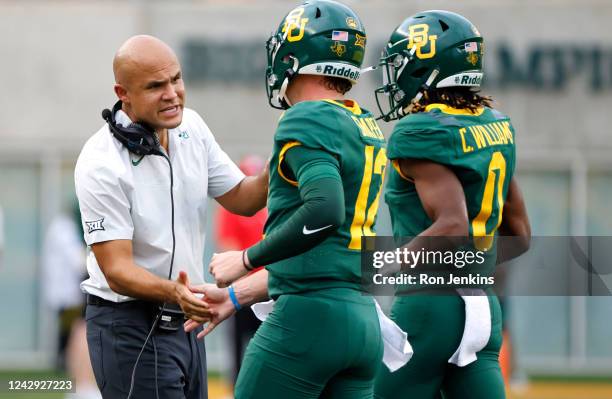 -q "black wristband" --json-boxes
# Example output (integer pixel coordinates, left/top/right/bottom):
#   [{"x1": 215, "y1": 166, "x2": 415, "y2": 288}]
[{"x1": 243, "y1": 250, "x2": 254, "y2": 271}]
